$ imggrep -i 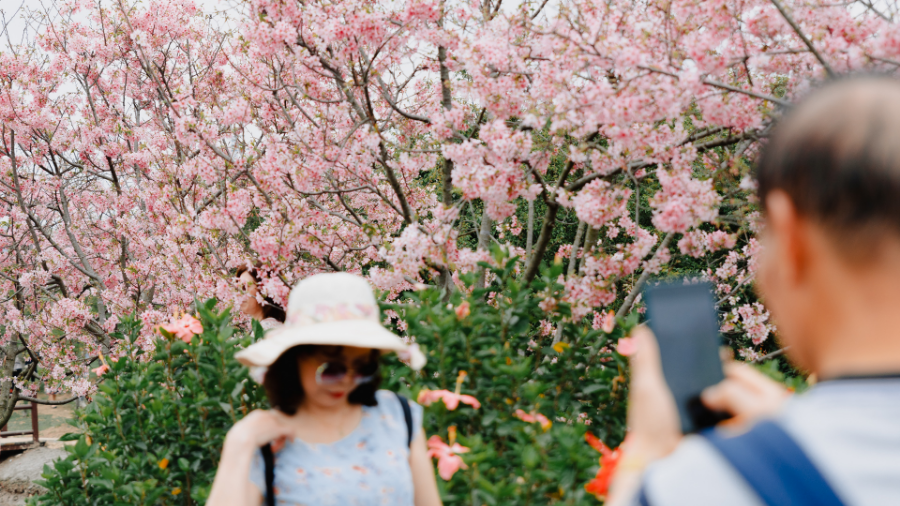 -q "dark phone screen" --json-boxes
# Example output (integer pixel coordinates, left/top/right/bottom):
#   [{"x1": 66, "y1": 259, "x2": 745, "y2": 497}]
[{"x1": 644, "y1": 280, "x2": 728, "y2": 433}]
